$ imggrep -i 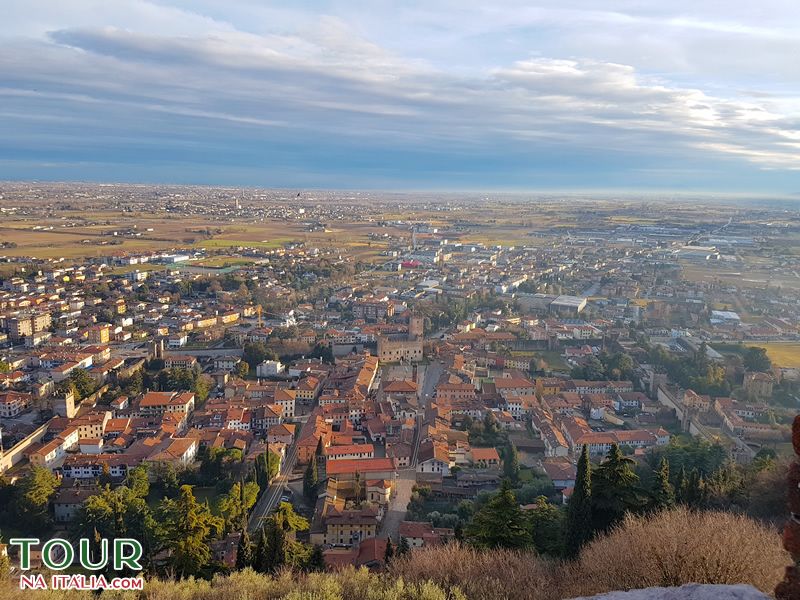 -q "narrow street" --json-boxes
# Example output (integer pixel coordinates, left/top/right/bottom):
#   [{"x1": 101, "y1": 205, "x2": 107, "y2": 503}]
[
  {"x1": 379, "y1": 468, "x2": 415, "y2": 540},
  {"x1": 248, "y1": 433, "x2": 302, "y2": 532}
]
